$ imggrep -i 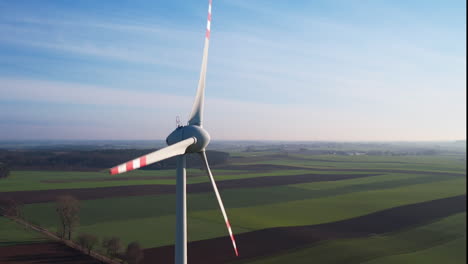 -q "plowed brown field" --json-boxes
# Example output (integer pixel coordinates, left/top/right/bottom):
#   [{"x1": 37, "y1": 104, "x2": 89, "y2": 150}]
[{"x1": 0, "y1": 242, "x2": 101, "y2": 264}]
